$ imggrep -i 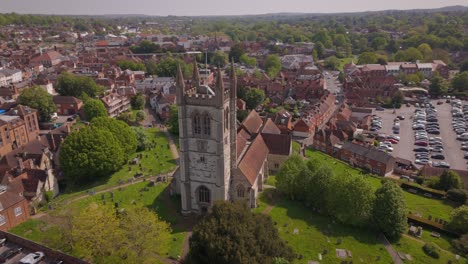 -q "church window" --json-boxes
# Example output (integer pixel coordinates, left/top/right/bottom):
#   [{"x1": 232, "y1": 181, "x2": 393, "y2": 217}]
[
  {"x1": 203, "y1": 114, "x2": 211, "y2": 136},
  {"x1": 199, "y1": 156, "x2": 206, "y2": 163},
  {"x1": 237, "y1": 185, "x2": 245, "y2": 198},
  {"x1": 274, "y1": 163, "x2": 279, "y2": 169},
  {"x1": 198, "y1": 186, "x2": 210, "y2": 203},
  {"x1": 193, "y1": 113, "x2": 201, "y2": 135}
]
